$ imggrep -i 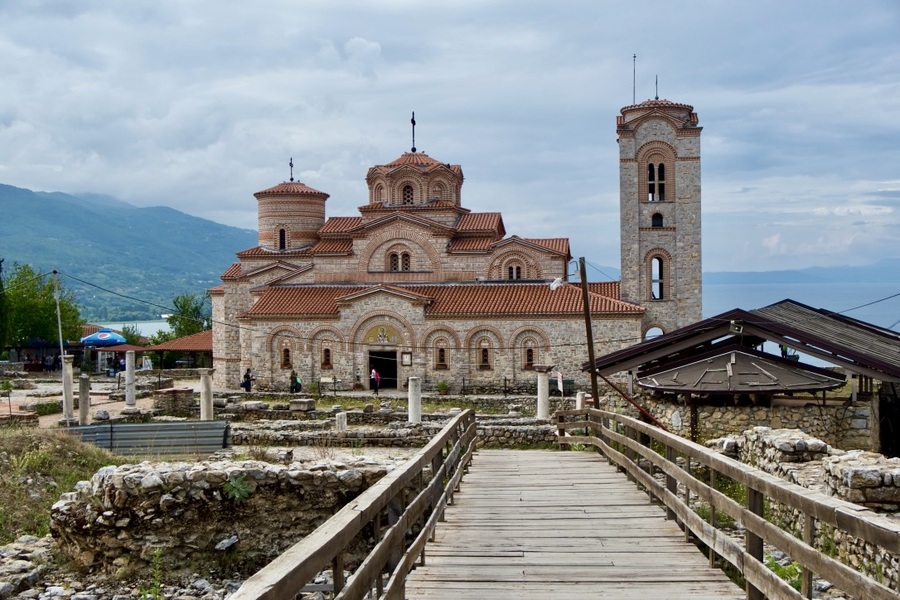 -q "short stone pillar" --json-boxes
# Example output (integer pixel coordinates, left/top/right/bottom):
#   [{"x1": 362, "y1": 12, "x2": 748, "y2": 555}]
[
  {"x1": 533, "y1": 364, "x2": 554, "y2": 420},
  {"x1": 121, "y1": 351, "x2": 139, "y2": 415},
  {"x1": 199, "y1": 368, "x2": 215, "y2": 421},
  {"x1": 408, "y1": 376, "x2": 422, "y2": 424},
  {"x1": 575, "y1": 391, "x2": 585, "y2": 410},
  {"x1": 60, "y1": 355, "x2": 77, "y2": 426},
  {"x1": 335, "y1": 412, "x2": 348, "y2": 432},
  {"x1": 78, "y1": 374, "x2": 91, "y2": 425}
]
